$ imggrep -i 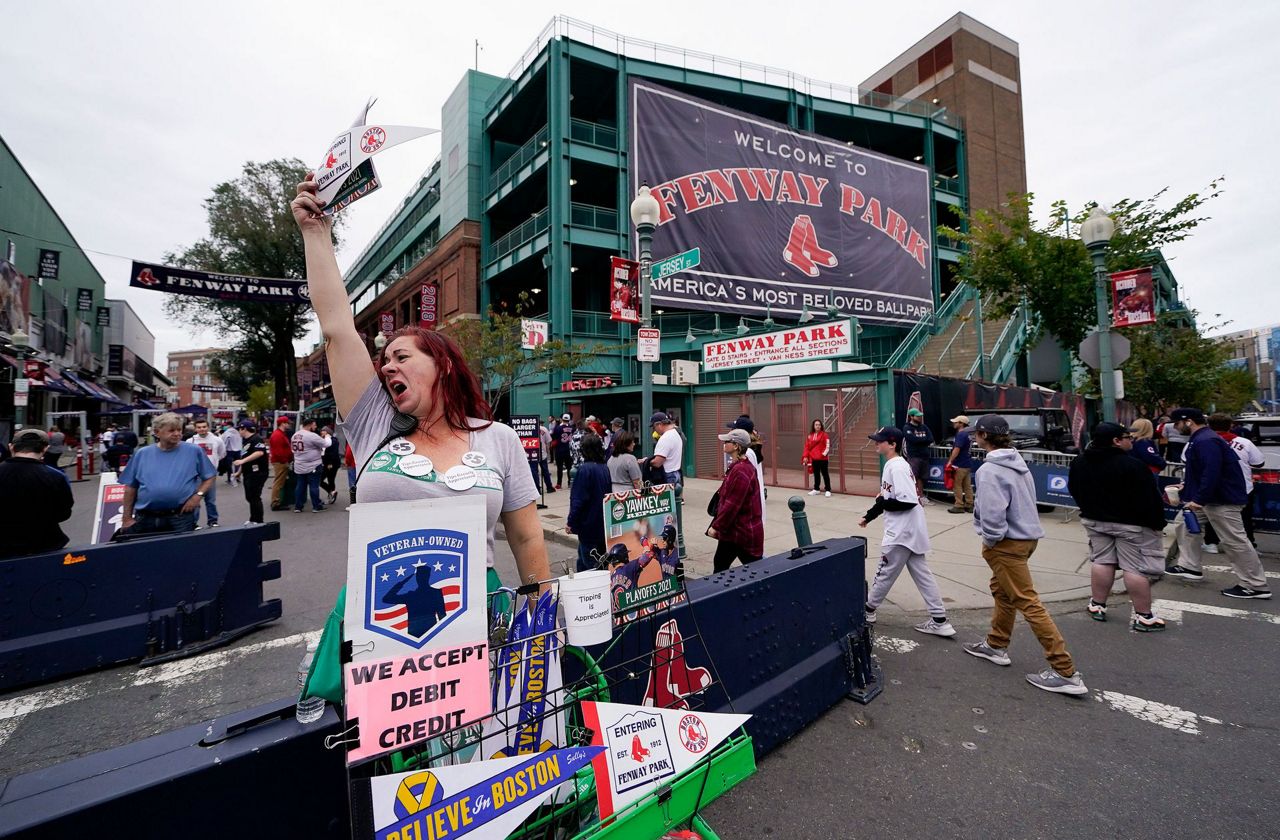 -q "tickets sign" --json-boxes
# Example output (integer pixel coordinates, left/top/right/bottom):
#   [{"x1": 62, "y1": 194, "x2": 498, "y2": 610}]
[
  {"x1": 580, "y1": 701, "x2": 750, "y2": 819},
  {"x1": 345, "y1": 497, "x2": 487, "y2": 663},
  {"x1": 701, "y1": 319, "x2": 854, "y2": 372},
  {"x1": 343, "y1": 641, "x2": 490, "y2": 764},
  {"x1": 359, "y1": 747, "x2": 602, "y2": 840}
]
